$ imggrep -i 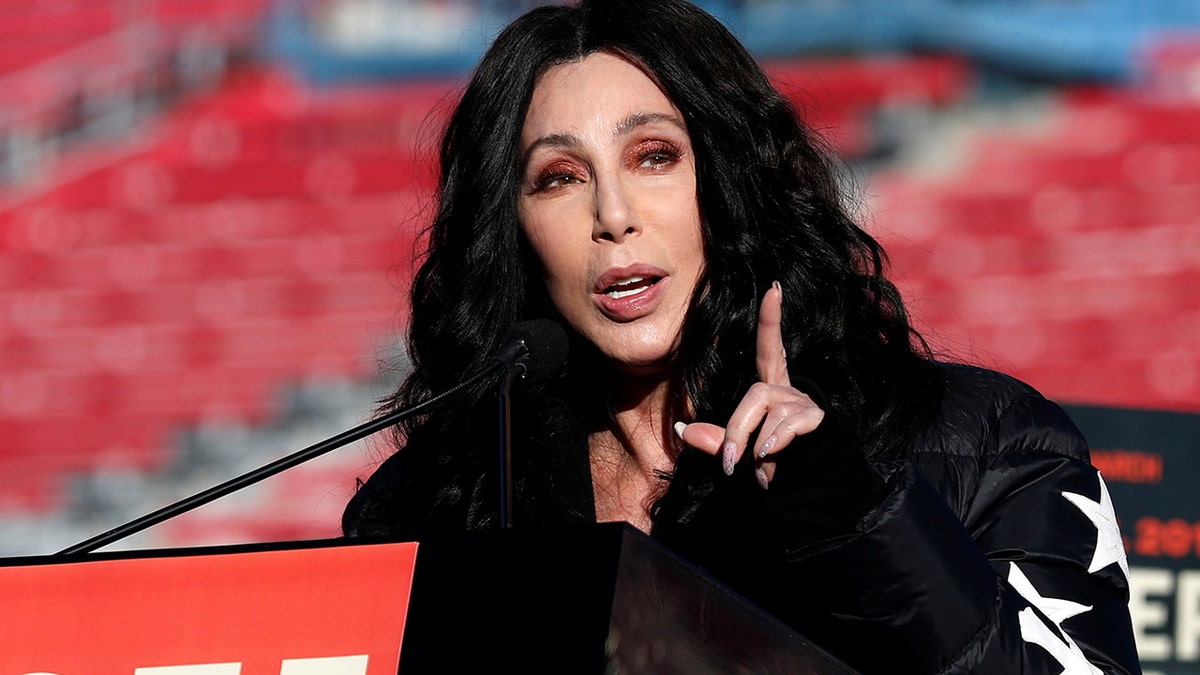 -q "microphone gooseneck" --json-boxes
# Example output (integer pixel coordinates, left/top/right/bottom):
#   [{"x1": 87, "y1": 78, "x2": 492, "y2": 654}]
[
  {"x1": 496, "y1": 319, "x2": 569, "y2": 529},
  {"x1": 58, "y1": 320, "x2": 568, "y2": 555},
  {"x1": 57, "y1": 364, "x2": 500, "y2": 556}
]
